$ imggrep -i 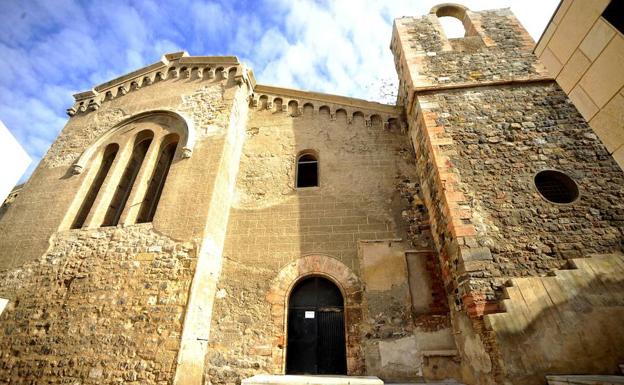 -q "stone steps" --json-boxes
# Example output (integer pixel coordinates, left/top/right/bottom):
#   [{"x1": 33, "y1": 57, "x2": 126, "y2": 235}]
[
  {"x1": 546, "y1": 375, "x2": 624, "y2": 385},
  {"x1": 242, "y1": 376, "x2": 465, "y2": 385},
  {"x1": 242, "y1": 375, "x2": 384, "y2": 385}
]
